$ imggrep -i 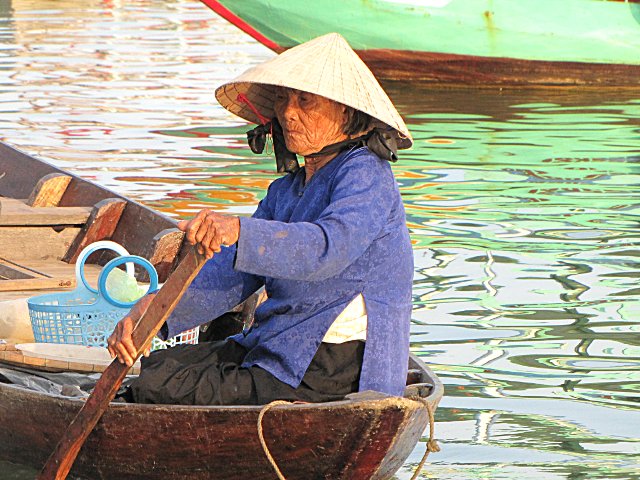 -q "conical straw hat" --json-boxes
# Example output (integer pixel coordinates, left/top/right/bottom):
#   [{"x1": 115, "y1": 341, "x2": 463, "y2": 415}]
[{"x1": 215, "y1": 33, "x2": 413, "y2": 149}]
